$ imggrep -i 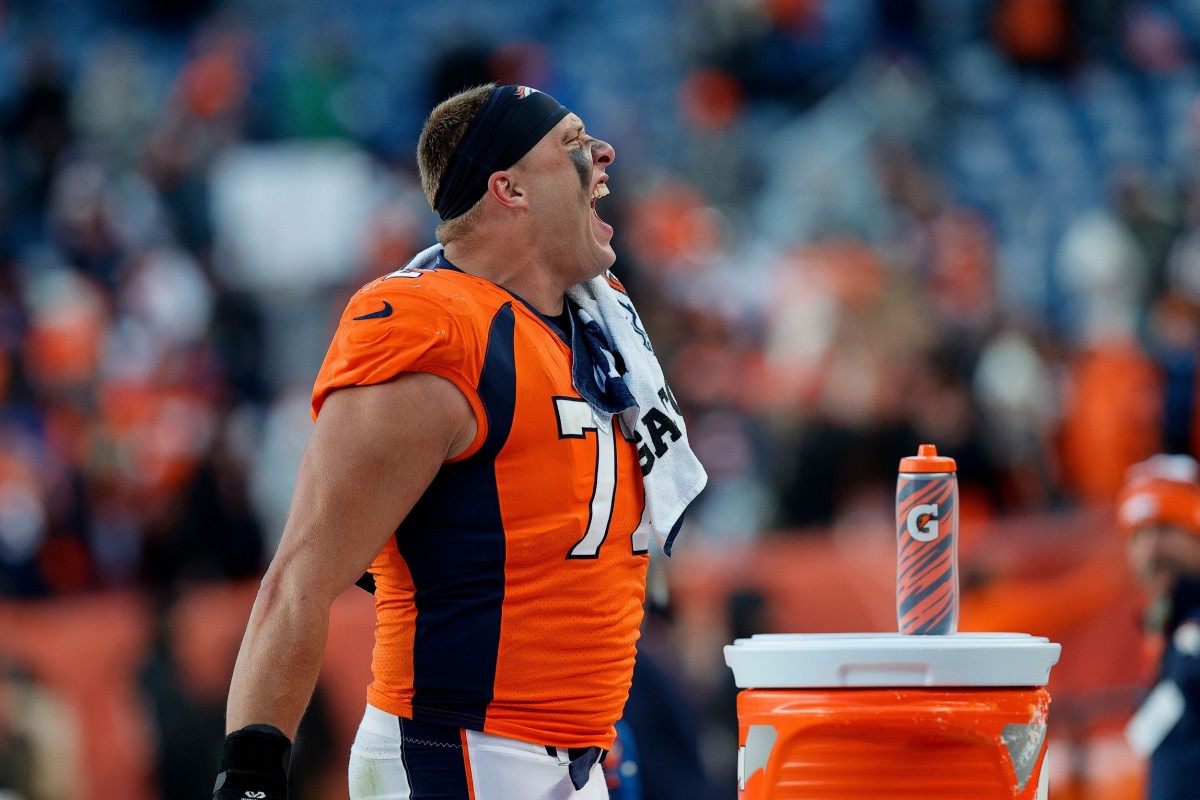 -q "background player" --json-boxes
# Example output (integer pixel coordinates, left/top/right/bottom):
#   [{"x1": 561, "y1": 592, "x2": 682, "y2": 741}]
[{"x1": 1119, "y1": 455, "x2": 1200, "y2": 799}]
